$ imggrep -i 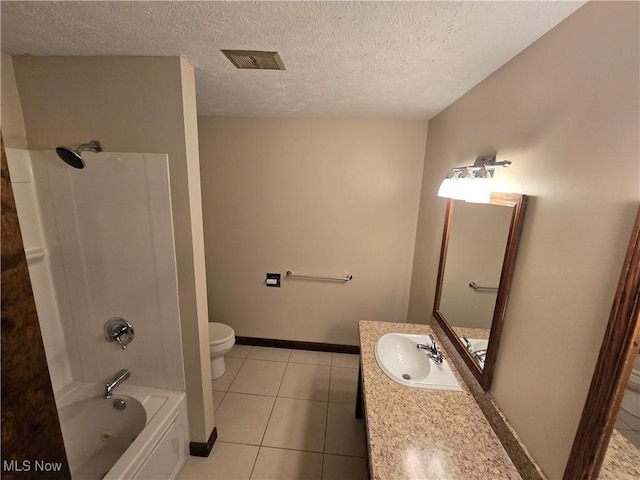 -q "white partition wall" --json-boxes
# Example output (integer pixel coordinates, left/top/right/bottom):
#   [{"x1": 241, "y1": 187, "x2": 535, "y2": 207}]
[{"x1": 9, "y1": 149, "x2": 185, "y2": 394}]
